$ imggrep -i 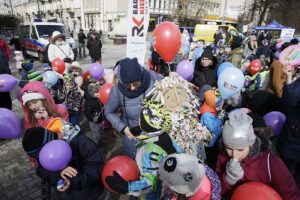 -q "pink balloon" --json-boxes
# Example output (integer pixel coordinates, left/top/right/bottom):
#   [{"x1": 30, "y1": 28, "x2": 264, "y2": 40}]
[{"x1": 188, "y1": 175, "x2": 211, "y2": 200}]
